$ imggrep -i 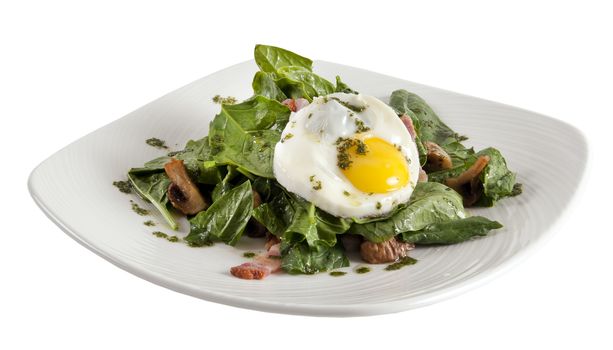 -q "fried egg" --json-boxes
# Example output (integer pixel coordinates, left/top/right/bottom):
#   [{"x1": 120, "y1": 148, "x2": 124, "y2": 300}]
[{"x1": 273, "y1": 92, "x2": 420, "y2": 218}]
